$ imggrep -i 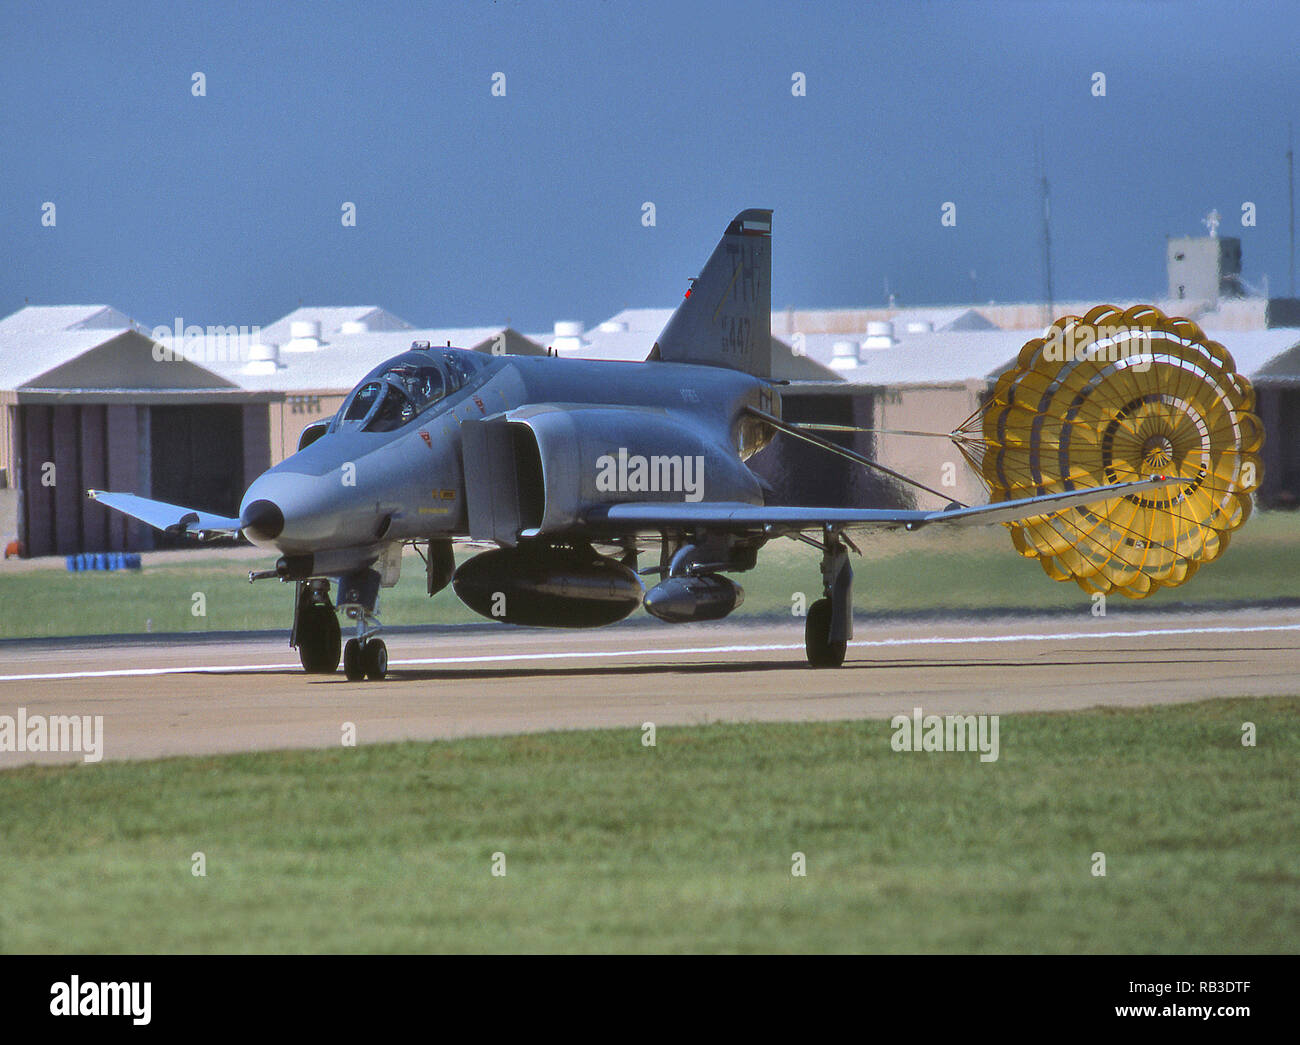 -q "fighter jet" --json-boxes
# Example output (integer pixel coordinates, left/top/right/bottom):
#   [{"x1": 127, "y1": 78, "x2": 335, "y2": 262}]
[{"x1": 89, "y1": 210, "x2": 1179, "y2": 680}]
